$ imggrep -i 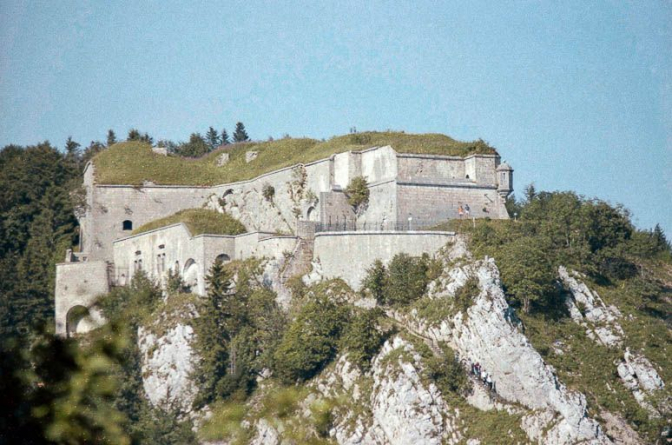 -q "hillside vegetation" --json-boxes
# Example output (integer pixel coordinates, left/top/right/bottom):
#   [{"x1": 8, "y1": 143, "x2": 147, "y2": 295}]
[
  {"x1": 92, "y1": 132, "x2": 496, "y2": 185},
  {"x1": 132, "y1": 209, "x2": 246, "y2": 236}
]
